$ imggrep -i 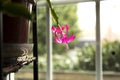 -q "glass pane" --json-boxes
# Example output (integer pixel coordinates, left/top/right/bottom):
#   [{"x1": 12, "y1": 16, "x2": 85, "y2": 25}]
[
  {"x1": 52, "y1": 2, "x2": 96, "y2": 80},
  {"x1": 101, "y1": 0, "x2": 120, "y2": 80},
  {"x1": 15, "y1": 1, "x2": 96, "y2": 80}
]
